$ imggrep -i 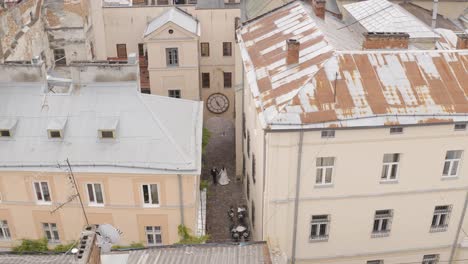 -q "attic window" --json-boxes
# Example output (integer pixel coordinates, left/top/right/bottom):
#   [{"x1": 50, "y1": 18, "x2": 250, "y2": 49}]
[
  {"x1": 321, "y1": 130, "x2": 335, "y2": 138},
  {"x1": 0, "y1": 130, "x2": 10, "y2": 137},
  {"x1": 454, "y1": 123, "x2": 466, "y2": 131},
  {"x1": 47, "y1": 118, "x2": 67, "y2": 139},
  {"x1": 168, "y1": 29, "x2": 174, "y2": 34},
  {"x1": 0, "y1": 119, "x2": 17, "y2": 138},
  {"x1": 100, "y1": 130, "x2": 115, "y2": 139},
  {"x1": 390, "y1": 127, "x2": 403, "y2": 134},
  {"x1": 49, "y1": 130, "x2": 62, "y2": 138}
]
